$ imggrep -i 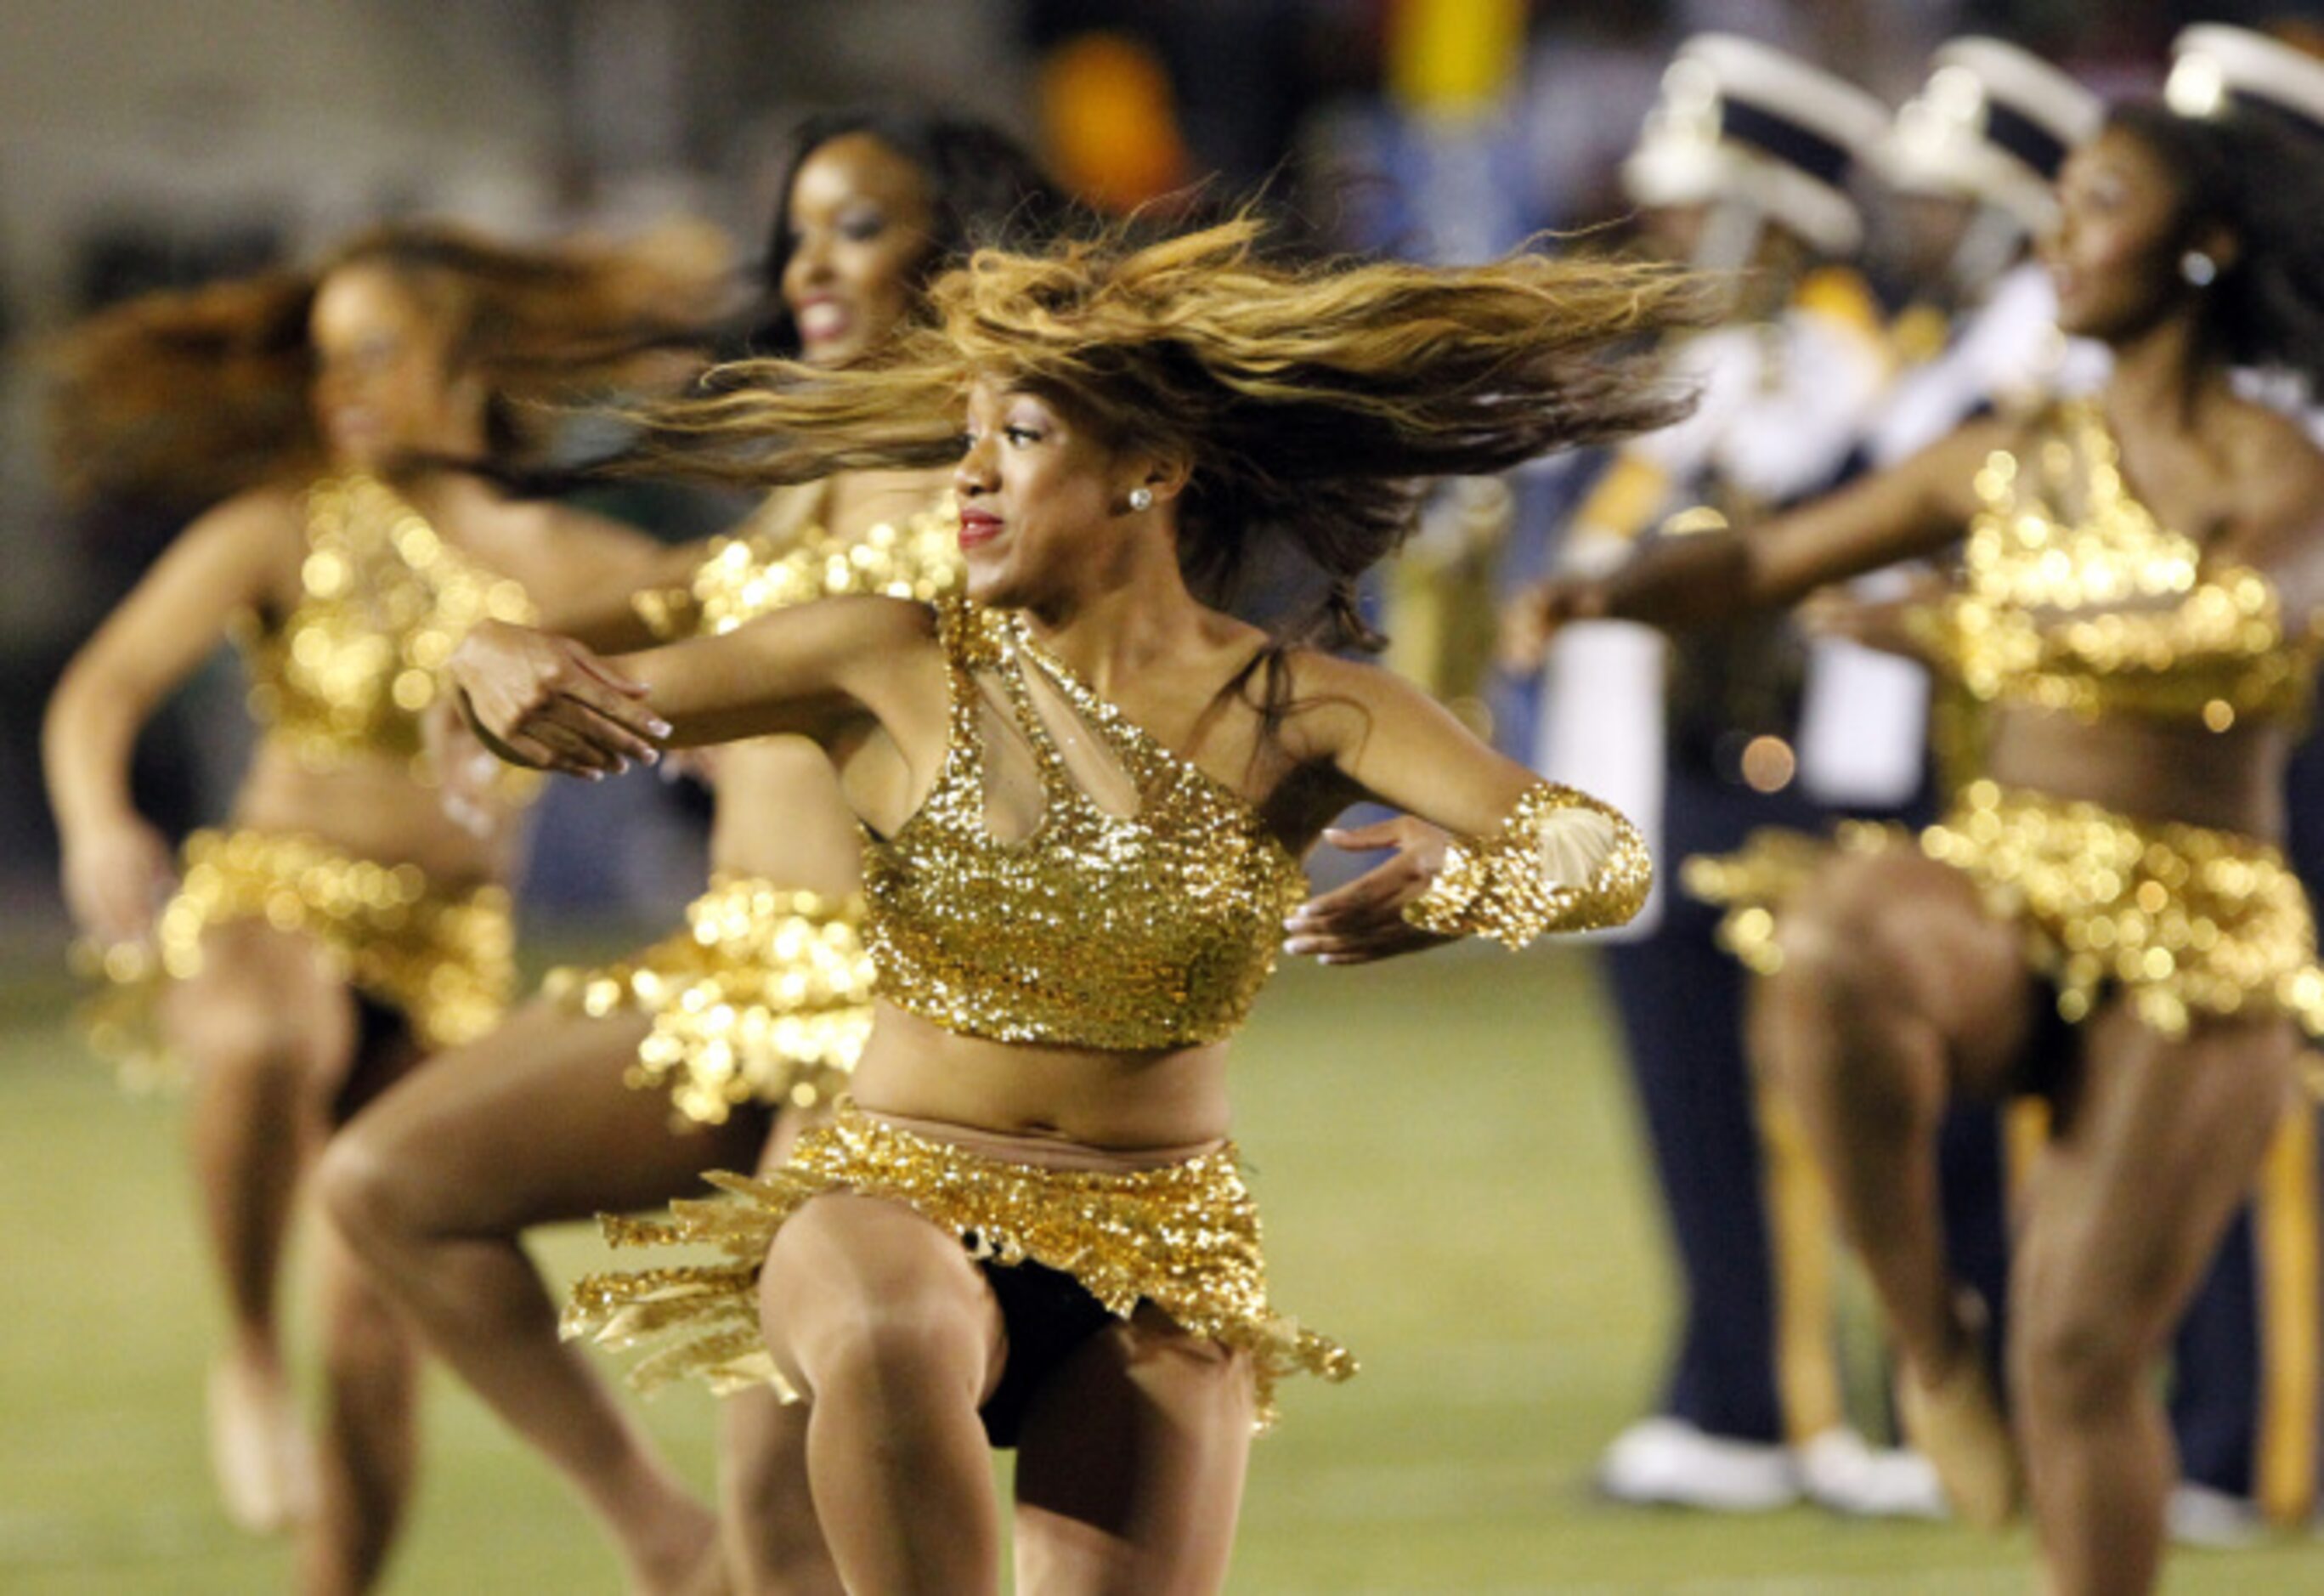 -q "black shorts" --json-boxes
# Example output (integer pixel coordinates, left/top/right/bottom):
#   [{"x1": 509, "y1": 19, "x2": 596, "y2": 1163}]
[{"x1": 976, "y1": 1253, "x2": 1119, "y2": 1448}]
